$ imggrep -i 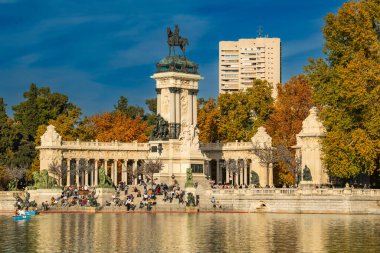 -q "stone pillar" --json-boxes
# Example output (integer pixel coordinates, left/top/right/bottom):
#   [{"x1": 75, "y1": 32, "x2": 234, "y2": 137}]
[
  {"x1": 133, "y1": 160, "x2": 138, "y2": 185},
  {"x1": 175, "y1": 90, "x2": 180, "y2": 125},
  {"x1": 239, "y1": 162, "x2": 244, "y2": 186},
  {"x1": 269, "y1": 163, "x2": 273, "y2": 187},
  {"x1": 84, "y1": 159, "x2": 89, "y2": 186},
  {"x1": 156, "y1": 89, "x2": 161, "y2": 115},
  {"x1": 76, "y1": 159, "x2": 79, "y2": 187},
  {"x1": 114, "y1": 160, "x2": 118, "y2": 184},
  {"x1": 104, "y1": 159, "x2": 108, "y2": 176},
  {"x1": 243, "y1": 160, "x2": 247, "y2": 185},
  {"x1": 66, "y1": 159, "x2": 71, "y2": 186},
  {"x1": 94, "y1": 160, "x2": 98, "y2": 186},
  {"x1": 226, "y1": 162, "x2": 230, "y2": 184},
  {"x1": 192, "y1": 91, "x2": 197, "y2": 125},
  {"x1": 111, "y1": 160, "x2": 115, "y2": 184},
  {"x1": 123, "y1": 160, "x2": 128, "y2": 183},
  {"x1": 216, "y1": 160, "x2": 220, "y2": 184},
  {"x1": 188, "y1": 90, "x2": 193, "y2": 125},
  {"x1": 170, "y1": 88, "x2": 175, "y2": 124}
]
